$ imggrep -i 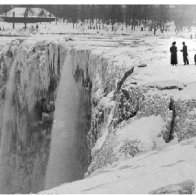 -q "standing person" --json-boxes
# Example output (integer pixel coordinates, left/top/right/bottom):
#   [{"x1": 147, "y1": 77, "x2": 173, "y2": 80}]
[
  {"x1": 170, "y1": 41, "x2": 178, "y2": 66},
  {"x1": 180, "y1": 42, "x2": 189, "y2": 65},
  {"x1": 194, "y1": 53, "x2": 196, "y2": 65}
]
